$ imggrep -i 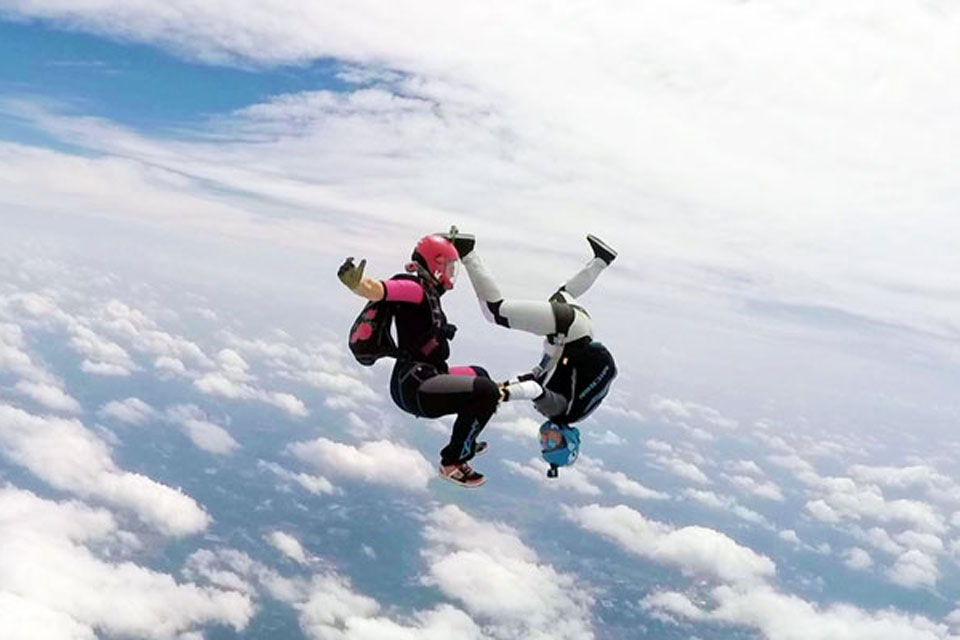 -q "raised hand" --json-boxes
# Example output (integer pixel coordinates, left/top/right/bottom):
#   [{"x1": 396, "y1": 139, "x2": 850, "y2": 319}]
[{"x1": 337, "y1": 257, "x2": 366, "y2": 290}]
